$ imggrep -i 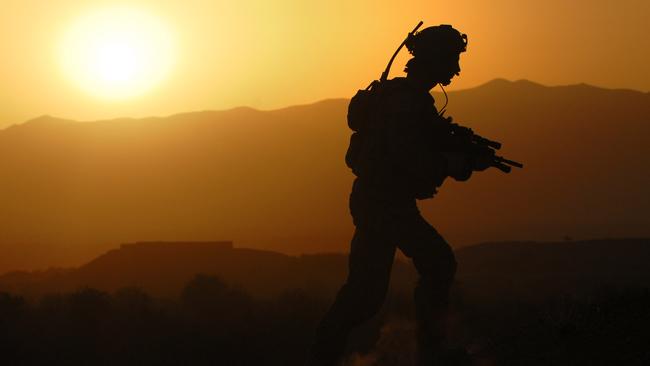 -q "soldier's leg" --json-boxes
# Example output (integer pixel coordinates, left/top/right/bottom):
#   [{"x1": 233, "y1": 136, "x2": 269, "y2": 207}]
[
  {"x1": 308, "y1": 225, "x2": 396, "y2": 366},
  {"x1": 397, "y1": 213, "x2": 457, "y2": 365}
]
